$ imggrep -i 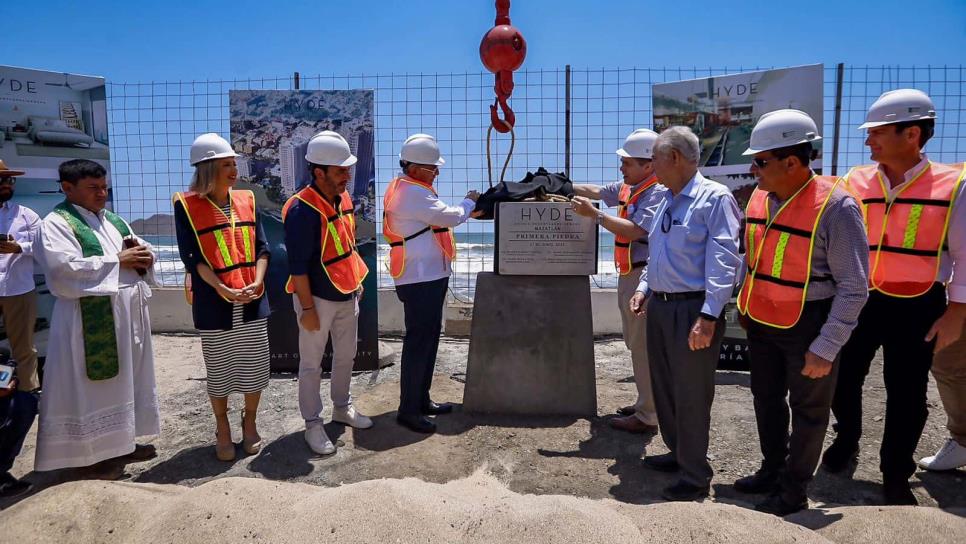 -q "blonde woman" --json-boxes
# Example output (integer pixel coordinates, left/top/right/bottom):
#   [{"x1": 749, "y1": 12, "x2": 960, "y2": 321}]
[{"x1": 173, "y1": 133, "x2": 270, "y2": 461}]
